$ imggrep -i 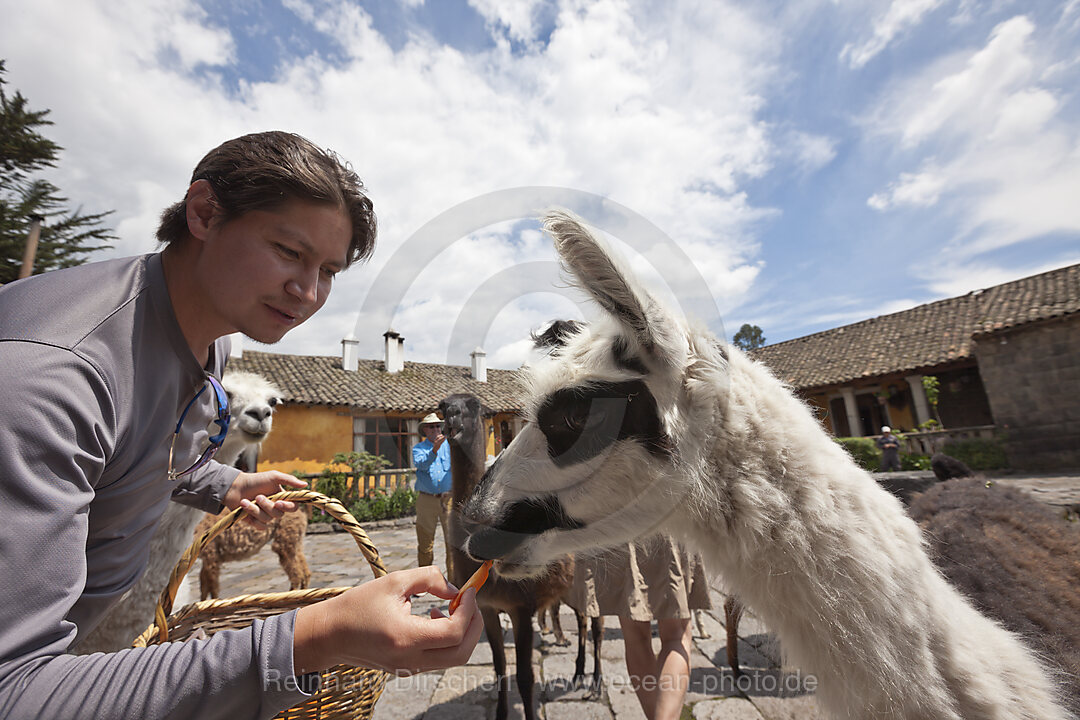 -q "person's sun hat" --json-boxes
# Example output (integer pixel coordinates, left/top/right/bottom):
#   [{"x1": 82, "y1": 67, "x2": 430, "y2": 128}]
[{"x1": 420, "y1": 413, "x2": 442, "y2": 427}]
